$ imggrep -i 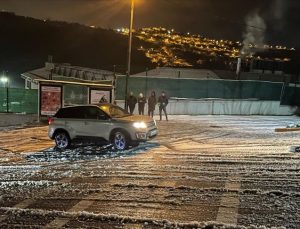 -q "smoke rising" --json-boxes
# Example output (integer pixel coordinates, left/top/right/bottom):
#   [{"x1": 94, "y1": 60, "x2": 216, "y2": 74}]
[
  {"x1": 270, "y1": 0, "x2": 287, "y2": 30},
  {"x1": 241, "y1": 10, "x2": 266, "y2": 56},
  {"x1": 273, "y1": 0, "x2": 285, "y2": 19},
  {"x1": 241, "y1": 0, "x2": 288, "y2": 56}
]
